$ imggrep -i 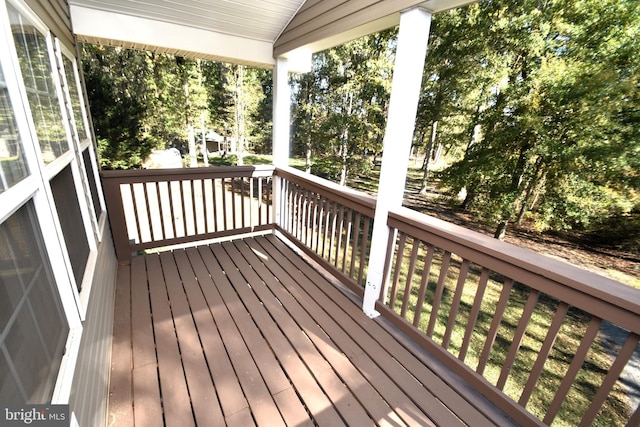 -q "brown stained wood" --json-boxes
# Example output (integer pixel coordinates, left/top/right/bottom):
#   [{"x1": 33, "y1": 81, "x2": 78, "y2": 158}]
[
  {"x1": 543, "y1": 317, "x2": 602, "y2": 424},
  {"x1": 442, "y1": 259, "x2": 471, "y2": 351},
  {"x1": 321, "y1": 197, "x2": 330, "y2": 258},
  {"x1": 272, "y1": 388, "x2": 315, "y2": 427},
  {"x1": 401, "y1": 240, "x2": 420, "y2": 319},
  {"x1": 334, "y1": 205, "x2": 345, "y2": 268},
  {"x1": 413, "y1": 245, "x2": 435, "y2": 327},
  {"x1": 225, "y1": 408, "x2": 255, "y2": 427},
  {"x1": 129, "y1": 184, "x2": 143, "y2": 245},
  {"x1": 357, "y1": 216, "x2": 370, "y2": 285},
  {"x1": 196, "y1": 245, "x2": 287, "y2": 427},
  {"x1": 180, "y1": 181, "x2": 189, "y2": 237},
  {"x1": 459, "y1": 267, "x2": 491, "y2": 363},
  {"x1": 145, "y1": 254, "x2": 195, "y2": 427},
  {"x1": 628, "y1": 404, "x2": 640, "y2": 427},
  {"x1": 349, "y1": 212, "x2": 361, "y2": 278},
  {"x1": 328, "y1": 202, "x2": 338, "y2": 265},
  {"x1": 131, "y1": 364, "x2": 163, "y2": 427},
  {"x1": 518, "y1": 302, "x2": 569, "y2": 406},
  {"x1": 190, "y1": 179, "x2": 198, "y2": 235},
  {"x1": 108, "y1": 265, "x2": 133, "y2": 425},
  {"x1": 389, "y1": 233, "x2": 407, "y2": 308},
  {"x1": 427, "y1": 251, "x2": 451, "y2": 338},
  {"x1": 168, "y1": 180, "x2": 179, "y2": 238},
  {"x1": 158, "y1": 251, "x2": 225, "y2": 426},
  {"x1": 221, "y1": 177, "x2": 229, "y2": 231},
  {"x1": 130, "y1": 256, "x2": 155, "y2": 369},
  {"x1": 111, "y1": 234, "x2": 518, "y2": 427},
  {"x1": 225, "y1": 241, "x2": 359, "y2": 425},
  {"x1": 174, "y1": 249, "x2": 249, "y2": 418},
  {"x1": 154, "y1": 182, "x2": 165, "y2": 241},
  {"x1": 203, "y1": 179, "x2": 210, "y2": 233},
  {"x1": 579, "y1": 332, "x2": 640, "y2": 427},
  {"x1": 240, "y1": 178, "x2": 246, "y2": 229},
  {"x1": 212, "y1": 178, "x2": 219, "y2": 233},
  {"x1": 341, "y1": 209, "x2": 353, "y2": 273},
  {"x1": 497, "y1": 289, "x2": 540, "y2": 391},
  {"x1": 477, "y1": 279, "x2": 514, "y2": 376},
  {"x1": 245, "y1": 238, "x2": 415, "y2": 426},
  {"x1": 259, "y1": 235, "x2": 473, "y2": 427}
]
